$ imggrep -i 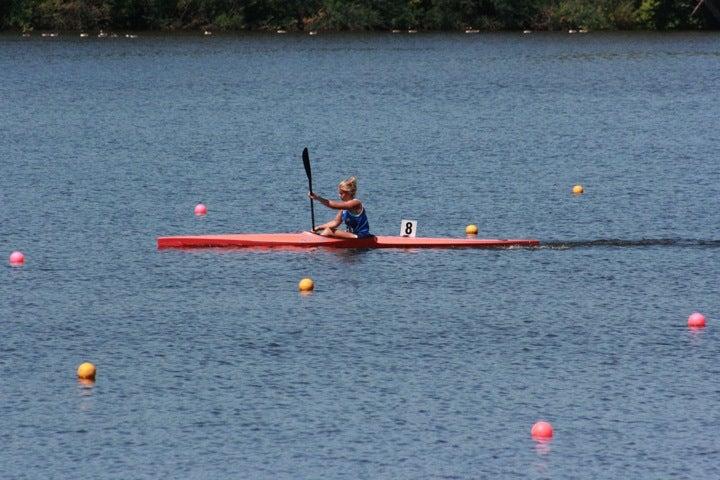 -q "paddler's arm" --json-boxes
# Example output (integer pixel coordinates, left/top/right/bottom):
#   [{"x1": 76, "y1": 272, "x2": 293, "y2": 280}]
[
  {"x1": 309, "y1": 193, "x2": 360, "y2": 210},
  {"x1": 313, "y1": 211, "x2": 342, "y2": 232}
]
